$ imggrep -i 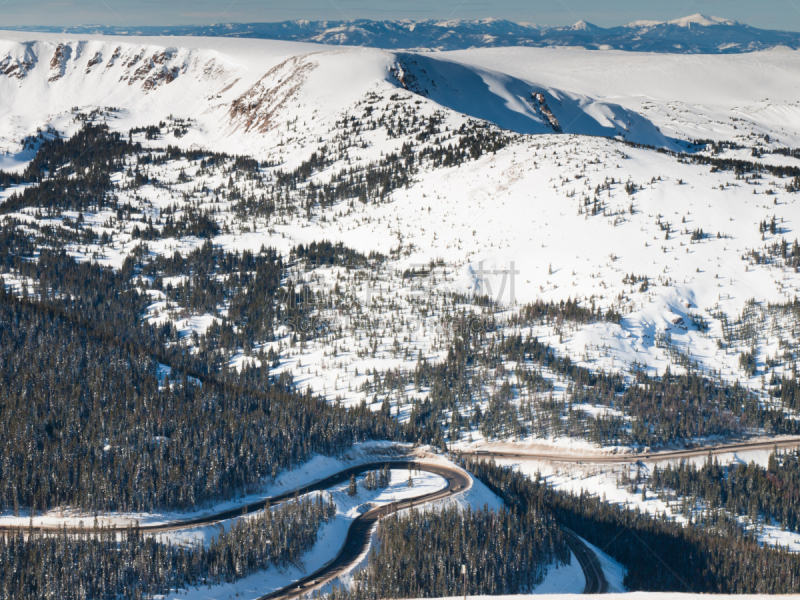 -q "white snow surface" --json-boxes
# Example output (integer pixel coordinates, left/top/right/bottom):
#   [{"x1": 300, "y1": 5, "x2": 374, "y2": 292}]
[
  {"x1": 8, "y1": 31, "x2": 797, "y2": 157},
  {"x1": 529, "y1": 552, "x2": 586, "y2": 595},
  {"x1": 443, "y1": 46, "x2": 800, "y2": 146}
]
